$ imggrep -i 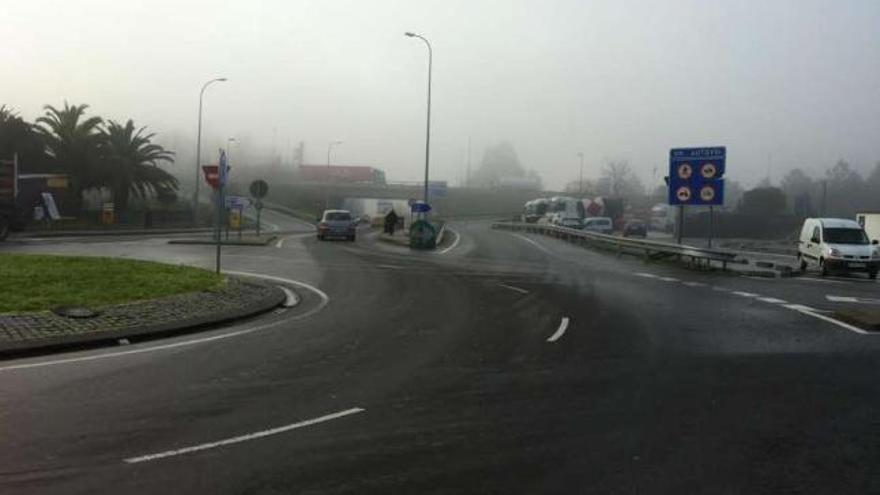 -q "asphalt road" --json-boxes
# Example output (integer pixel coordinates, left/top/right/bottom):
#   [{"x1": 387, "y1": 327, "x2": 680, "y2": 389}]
[{"x1": 2, "y1": 215, "x2": 880, "y2": 494}]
